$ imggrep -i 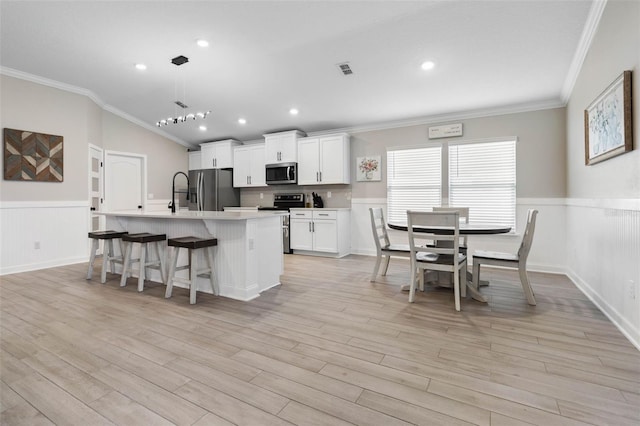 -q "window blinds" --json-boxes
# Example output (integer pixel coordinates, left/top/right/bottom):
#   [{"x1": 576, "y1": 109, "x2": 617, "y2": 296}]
[
  {"x1": 386, "y1": 146, "x2": 441, "y2": 224},
  {"x1": 448, "y1": 140, "x2": 516, "y2": 229}
]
